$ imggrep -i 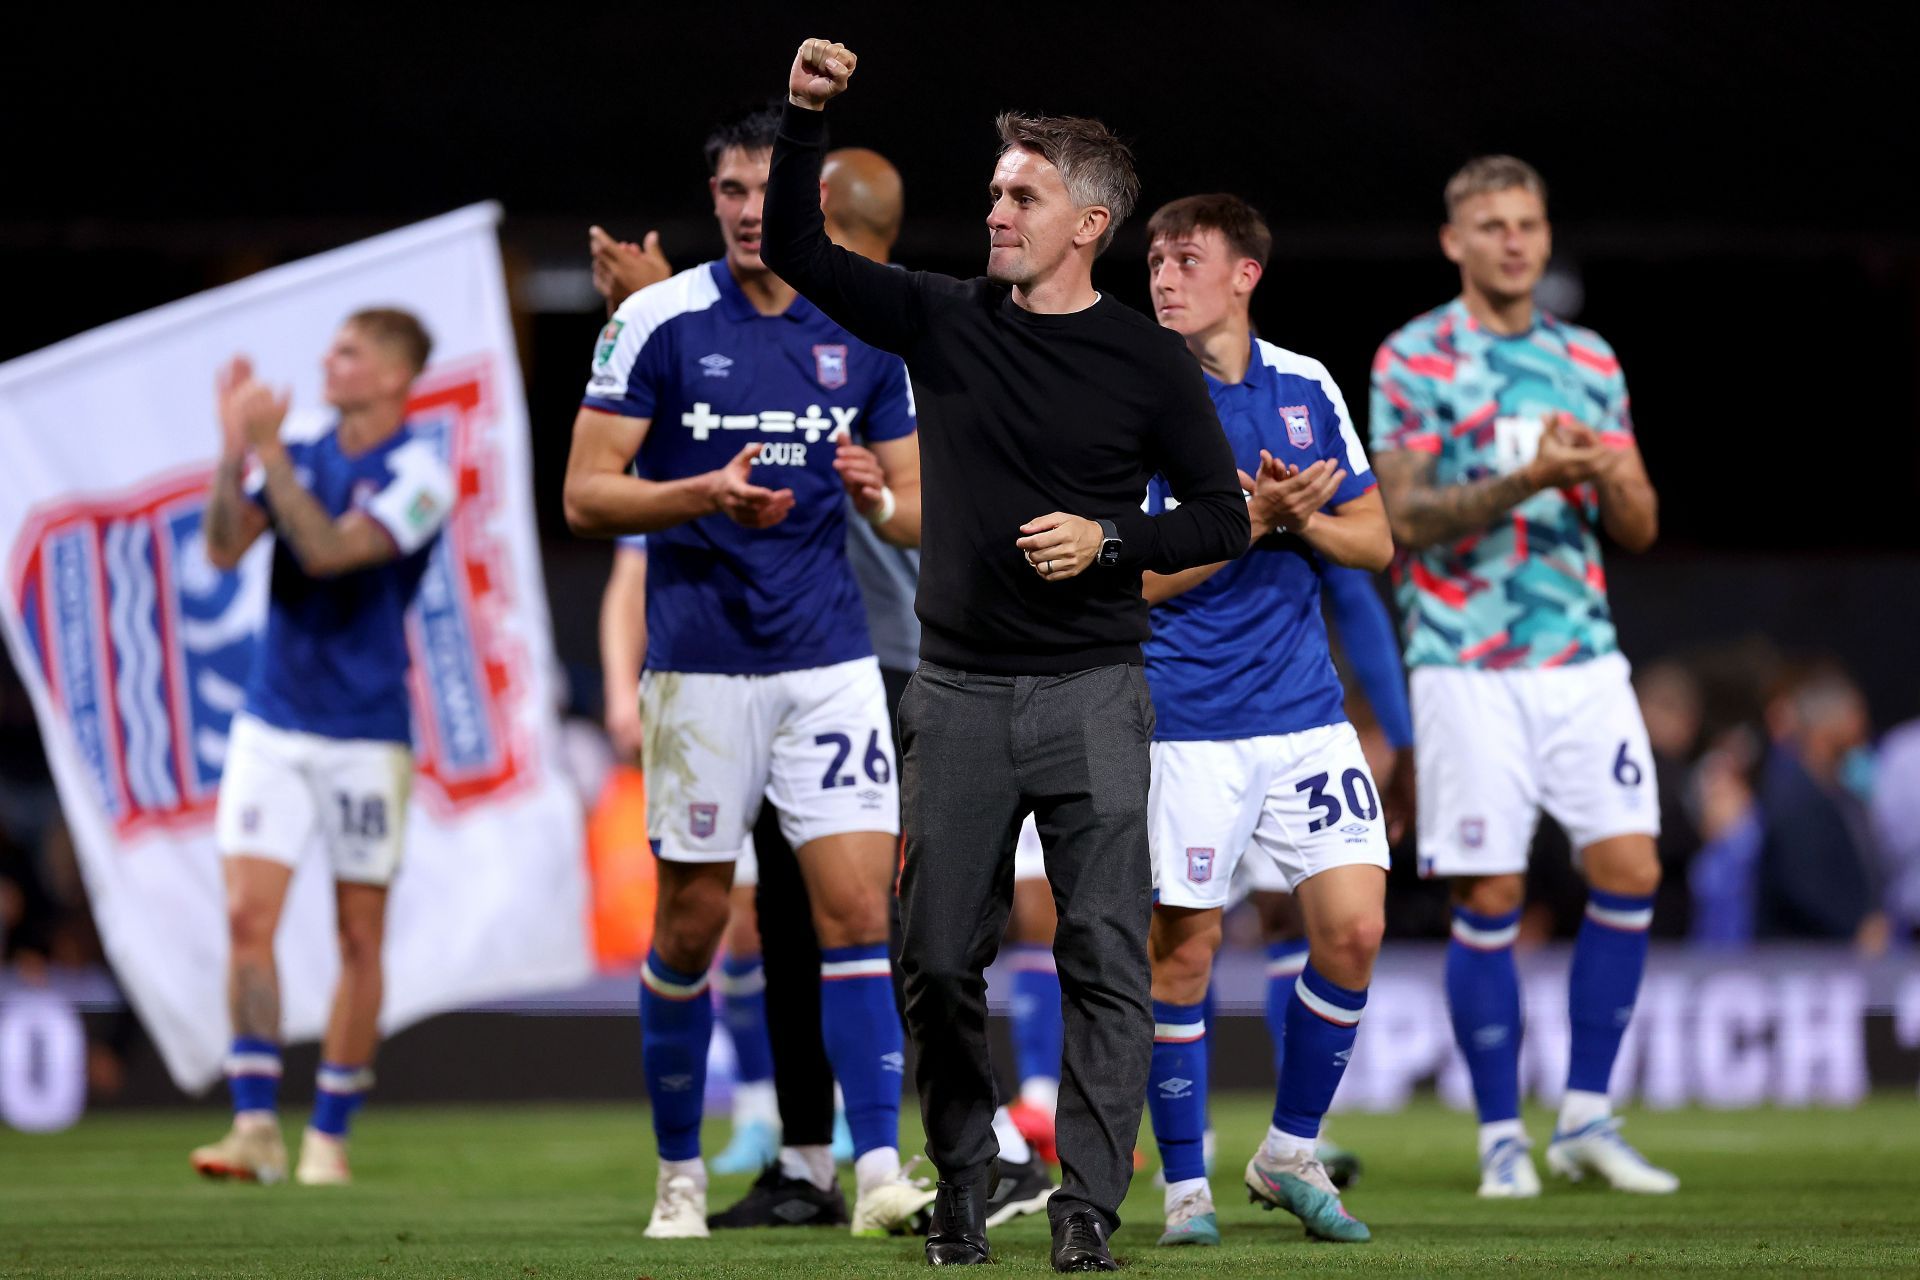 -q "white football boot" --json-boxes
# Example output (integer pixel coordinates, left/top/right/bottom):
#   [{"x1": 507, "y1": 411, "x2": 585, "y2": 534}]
[
  {"x1": 1546, "y1": 1118, "x2": 1679, "y2": 1194},
  {"x1": 1477, "y1": 1135, "x2": 1542, "y2": 1199}
]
